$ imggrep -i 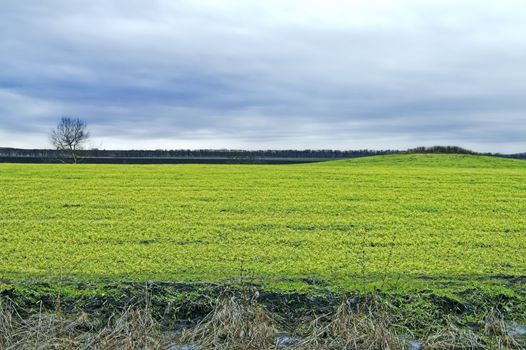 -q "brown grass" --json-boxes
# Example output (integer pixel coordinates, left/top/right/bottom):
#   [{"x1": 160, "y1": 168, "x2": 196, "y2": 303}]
[
  {"x1": 1, "y1": 299, "x2": 89, "y2": 349},
  {"x1": 296, "y1": 296, "x2": 408, "y2": 350},
  {"x1": 86, "y1": 304, "x2": 163, "y2": 349},
  {"x1": 2, "y1": 294, "x2": 524, "y2": 350},
  {"x1": 481, "y1": 308, "x2": 525, "y2": 350},
  {"x1": 421, "y1": 317, "x2": 484, "y2": 350},
  {"x1": 0, "y1": 298, "x2": 170, "y2": 350},
  {"x1": 0, "y1": 299, "x2": 18, "y2": 349},
  {"x1": 180, "y1": 293, "x2": 279, "y2": 349}
]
